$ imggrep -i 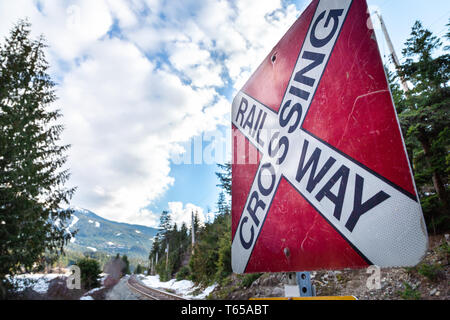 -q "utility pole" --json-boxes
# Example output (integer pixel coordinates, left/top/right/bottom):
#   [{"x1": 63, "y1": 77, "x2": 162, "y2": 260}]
[
  {"x1": 149, "y1": 258, "x2": 152, "y2": 276},
  {"x1": 165, "y1": 241, "x2": 170, "y2": 279},
  {"x1": 191, "y1": 211, "x2": 195, "y2": 255},
  {"x1": 376, "y1": 11, "x2": 409, "y2": 92},
  {"x1": 166, "y1": 241, "x2": 169, "y2": 267}
]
